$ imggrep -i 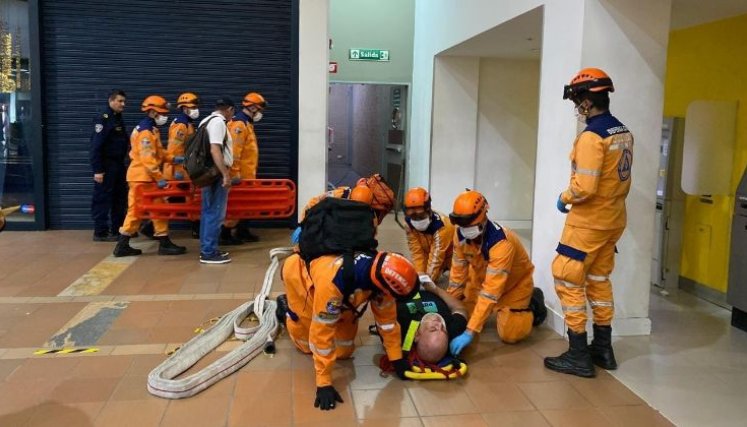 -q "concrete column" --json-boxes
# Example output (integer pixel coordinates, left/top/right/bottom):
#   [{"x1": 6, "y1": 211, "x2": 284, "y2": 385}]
[{"x1": 298, "y1": 0, "x2": 330, "y2": 218}]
